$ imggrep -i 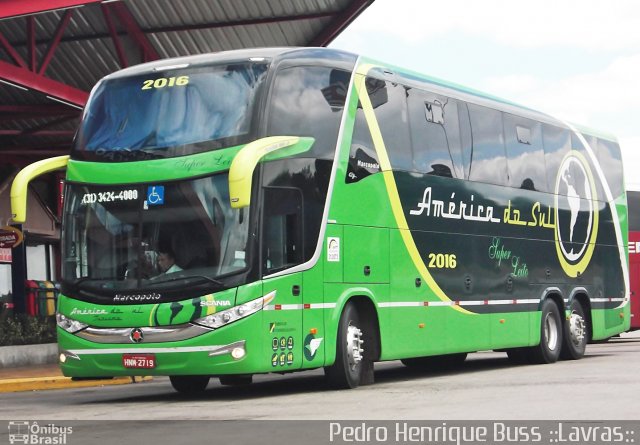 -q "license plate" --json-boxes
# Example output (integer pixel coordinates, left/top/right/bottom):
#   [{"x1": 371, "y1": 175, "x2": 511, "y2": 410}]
[{"x1": 122, "y1": 353, "x2": 156, "y2": 369}]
